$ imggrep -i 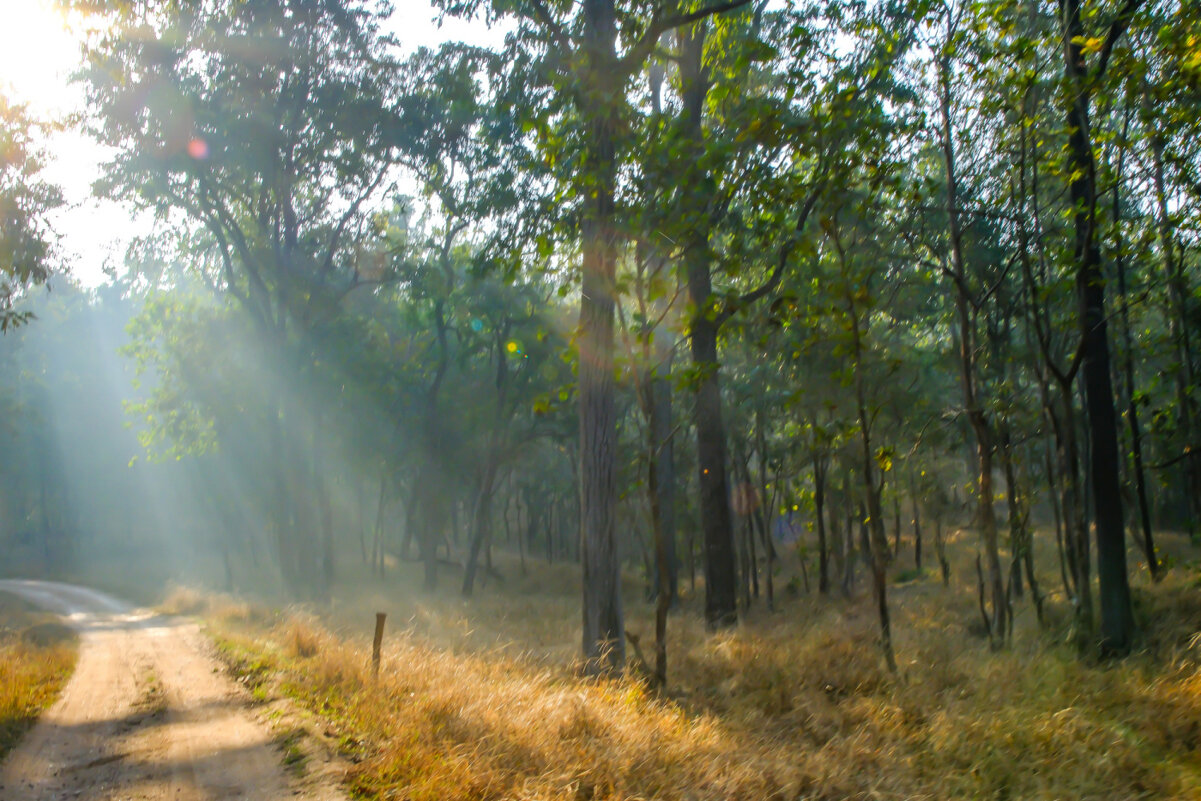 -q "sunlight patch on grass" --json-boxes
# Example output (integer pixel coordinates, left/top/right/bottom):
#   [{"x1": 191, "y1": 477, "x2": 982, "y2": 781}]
[
  {"x1": 0, "y1": 591, "x2": 78, "y2": 759},
  {"x1": 195, "y1": 556, "x2": 1201, "y2": 800}
]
